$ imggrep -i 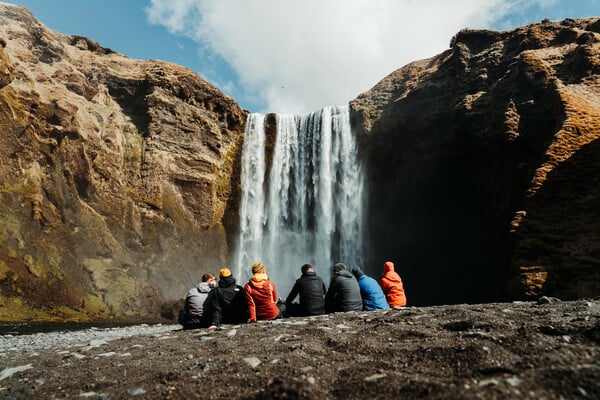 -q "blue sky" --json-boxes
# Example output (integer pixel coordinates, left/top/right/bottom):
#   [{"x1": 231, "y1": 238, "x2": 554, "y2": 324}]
[{"x1": 4, "y1": 0, "x2": 598, "y2": 114}]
